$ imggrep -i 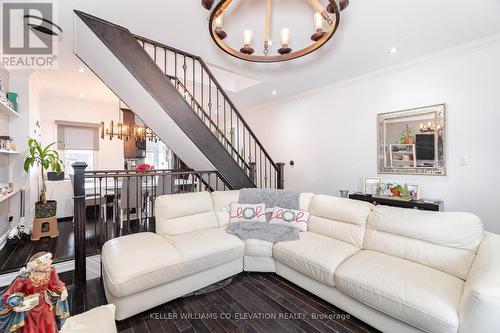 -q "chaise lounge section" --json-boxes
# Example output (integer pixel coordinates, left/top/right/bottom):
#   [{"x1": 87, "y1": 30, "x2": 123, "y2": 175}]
[{"x1": 101, "y1": 190, "x2": 500, "y2": 333}]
